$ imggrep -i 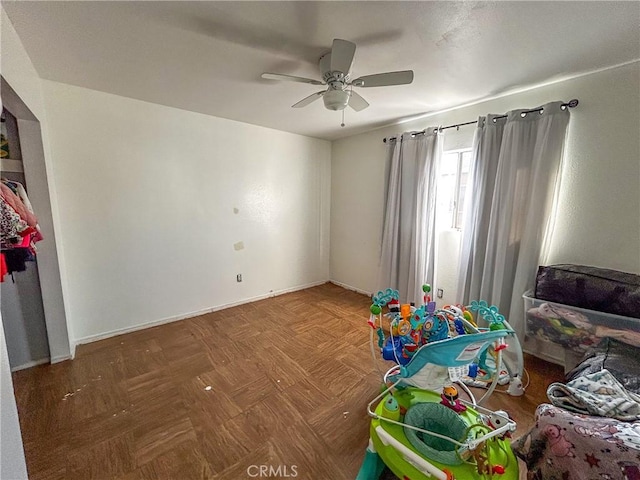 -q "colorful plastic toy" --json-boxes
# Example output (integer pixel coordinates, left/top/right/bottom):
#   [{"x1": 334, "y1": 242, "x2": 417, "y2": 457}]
[
  {"x1": 358, "y1": 286, "x2": 524, "y2": 480},
  {"x1": 359, "y1": 386, "x2": 518, "y2": 480},
  {"x1": 440, "y1": 385, "x2": 467, "y2": 413}
]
